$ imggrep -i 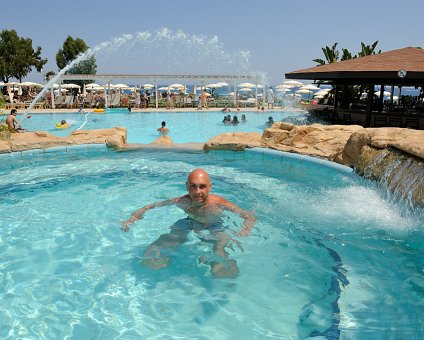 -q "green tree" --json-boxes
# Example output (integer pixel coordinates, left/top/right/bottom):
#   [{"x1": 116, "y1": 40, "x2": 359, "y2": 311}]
[
  {"x1": 44, "y1": 70, "x2": 56, "y2": 82},
  {"x1": 341, "y1": 48, "x2": 353, "y2": 61},
  {"x1": 313, "y1": 43, "x2": 340, "y2": 65},
  {"x1": 357, "y1": 41, "x2": 380, "y2": 57},
  {"x1": 0, "y1": 29, "x2": 47, "y2": 82},
  {"x1": 56, "y1": 35, "x2": 96, "y2": 87}
]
